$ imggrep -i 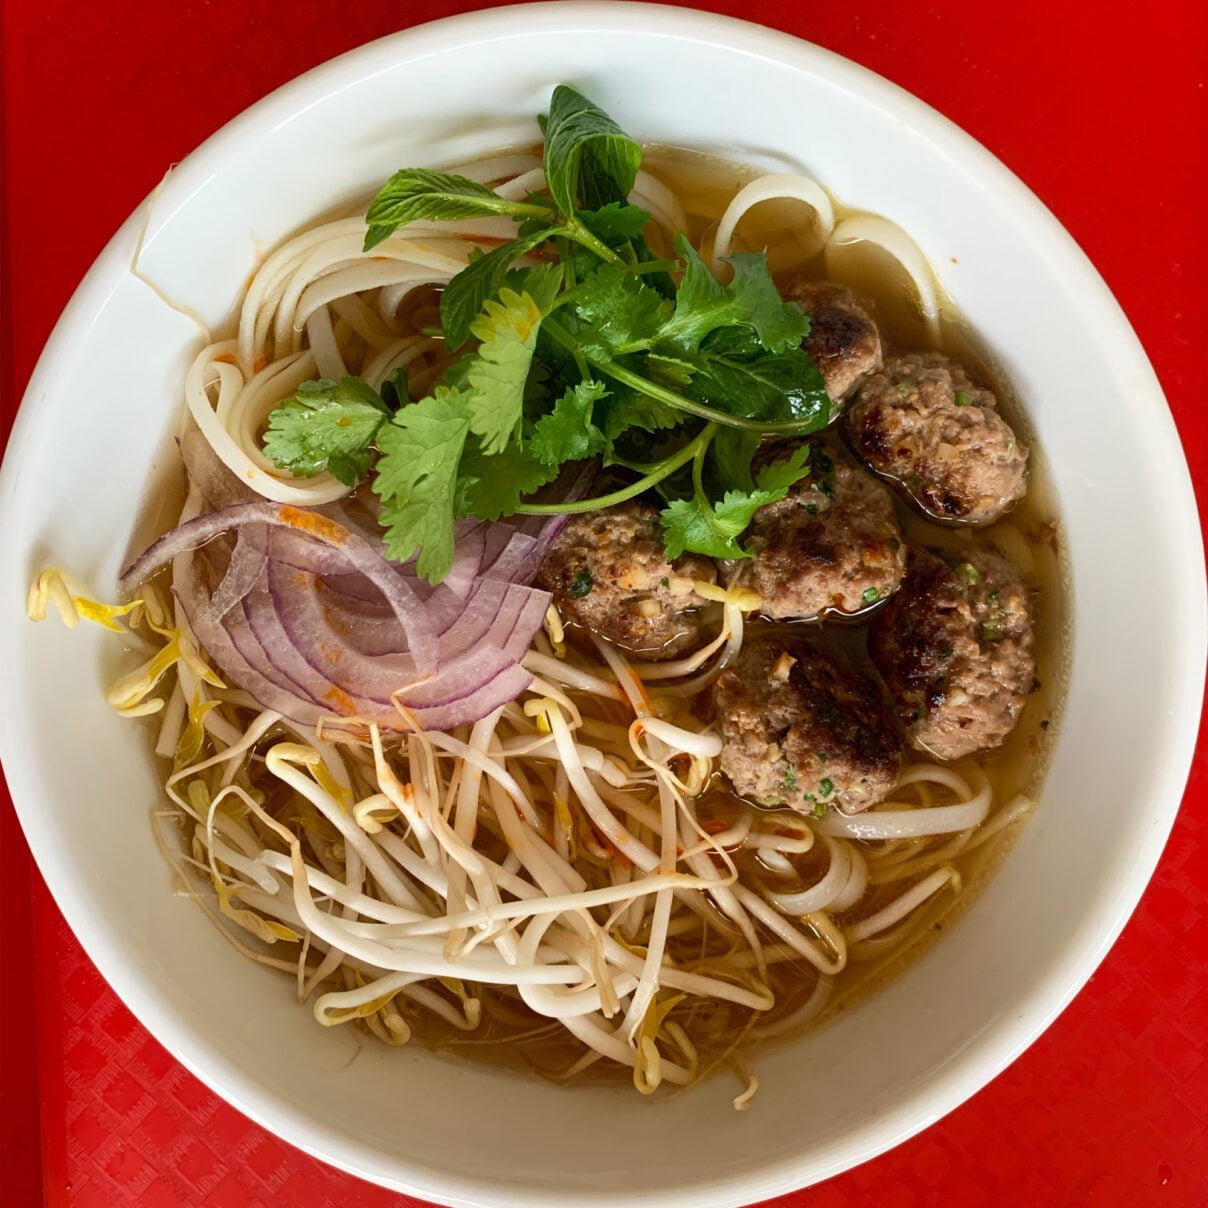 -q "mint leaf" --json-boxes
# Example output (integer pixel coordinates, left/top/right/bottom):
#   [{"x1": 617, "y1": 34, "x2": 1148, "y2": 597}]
[
  {"x1": 658, "y1": 237, "x2": 810, "y2": 354},
  {"x1": 466, "y1": 289, "x2": 545, "y2": 455},
  {"x1": 531, "y1": 380, "x2": 609, "y2": 464},
  {"x1": 455, "y1": 440, "x2": 558, "y2": 520},
  {"x1": 363, "y1": 170, "x2": 536, "y2": 251},
  {"x1": 572, "y1": 264, "x2": 672, "y2": 358},
  {"x1": 373, "y1": 386, "x2": 472, "y2": 583},
  {"x1": 544, "y1": 85, "x2": 642, "y2": 215},
  {"x1": 686, "y1": 345, "x2": 830, "y2": 428},
  {"x1": 440, "y1": 228, "x2": 560, "y2": 348},
  {"x1": 262, "y1": 376, "x2": 388, "y2": 487},
  {"x1": 577, "y1": 202, "x2": 651, "y2": 245}
]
